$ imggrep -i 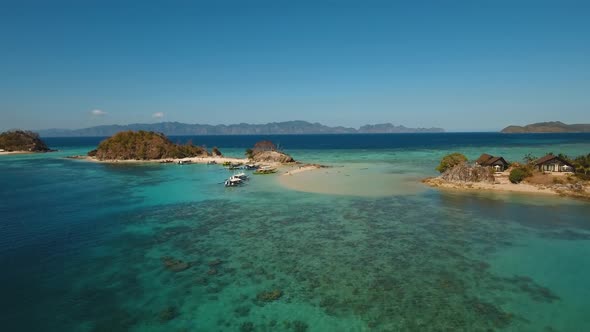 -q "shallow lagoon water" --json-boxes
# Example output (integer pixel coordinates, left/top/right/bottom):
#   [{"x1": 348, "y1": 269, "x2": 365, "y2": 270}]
[{"x1": 1, "y1": 133, "x2": 590, "y2": 331}]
